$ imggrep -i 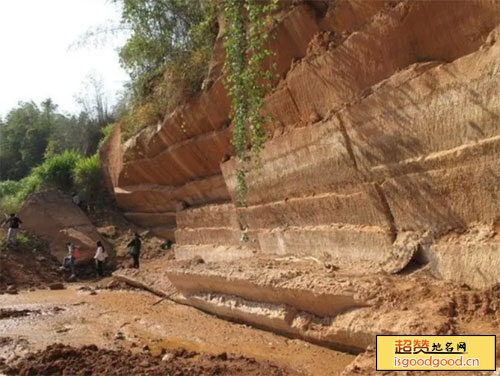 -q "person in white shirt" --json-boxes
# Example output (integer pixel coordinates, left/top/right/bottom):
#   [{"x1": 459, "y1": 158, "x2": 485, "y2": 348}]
[{"x1": 94, "y1": 240, "x2": 107, "y2": 277}]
